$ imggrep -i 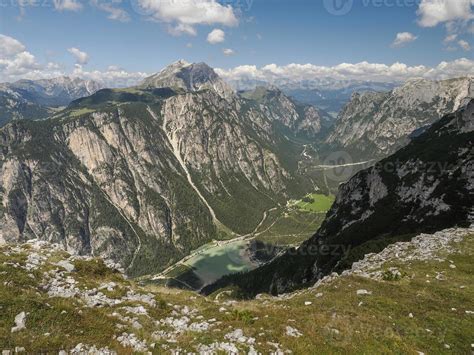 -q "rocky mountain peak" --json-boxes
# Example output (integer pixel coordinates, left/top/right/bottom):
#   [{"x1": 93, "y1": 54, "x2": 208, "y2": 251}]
[{"x1": 139, "y1": 61, "x2": 234, "y2": 99}]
